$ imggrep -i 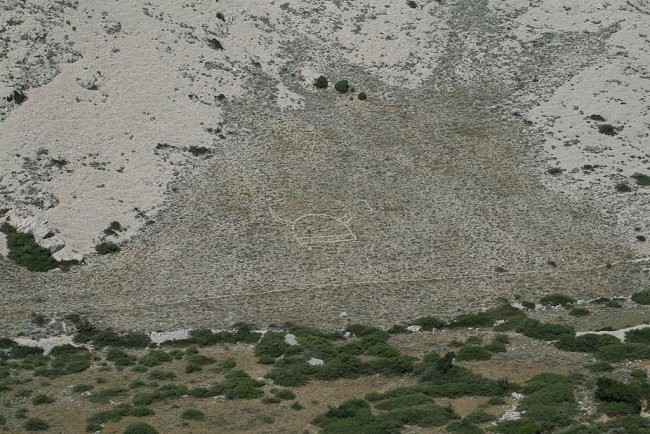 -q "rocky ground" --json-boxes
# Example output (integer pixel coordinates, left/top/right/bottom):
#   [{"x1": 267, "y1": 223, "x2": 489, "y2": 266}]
[{"x1": 1, "y1": 0, "x2": 649, "y2": 334}]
